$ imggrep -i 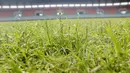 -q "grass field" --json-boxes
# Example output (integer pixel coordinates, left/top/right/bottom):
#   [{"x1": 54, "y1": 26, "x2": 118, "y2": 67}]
[{"x1": 0, "y1": 18, "x2": 130, "y2": 73}]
